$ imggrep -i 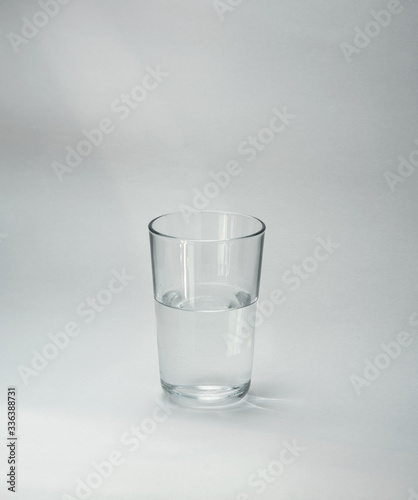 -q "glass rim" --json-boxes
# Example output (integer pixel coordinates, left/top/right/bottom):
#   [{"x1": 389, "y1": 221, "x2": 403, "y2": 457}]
[{"x1": 148, "y1": 210, "x2": 266, "y2": 242}]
